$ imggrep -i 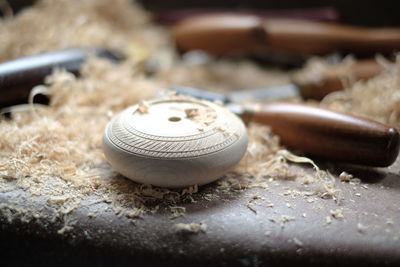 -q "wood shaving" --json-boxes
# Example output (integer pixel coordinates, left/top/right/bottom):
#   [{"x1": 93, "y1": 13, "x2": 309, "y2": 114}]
[
  {"x1": 137, "y1": 101, "x2": 150, "y2": 114},
  {"x1": 339, "y1": 172, "x2": 353, "y2": 182},
  {"x1": 292, "y1": 238, "x2": 303, "y2": 247},
  {"x1": 57, "y1": 216, "x2": 77, "y2": 234},
  {"x1": 357, "y1": 223, "x2": 368, "y2": 234},
  {"x1": 175, "y1": 222, "x2": 207, "y2": 233},
  {"x1": 169, "y1": 206, "x2": 186, "y2": 219},
  {"x1": 280, "y1": 215, "x2": 295, "y2": 224},
  {"x1": 326, "y1": 216, "x2": 332, "y2": 225},
  {"x1": 321, "y1": 54, "x2": 400, "y2": 128},
  {"x1": 268, "y1": 217, "x2": 277, "y2": 223},
  {"x1": 115, "y1": 207, "x2": 144, "y2": 219},
  {"x1": 349, "y1": 178, "x2": 362, "y2": 185},
  {"x1": 184, "y1": 107, "x2": 216, "y2": 126},
  {"x1": 184, "y1": 108, "x2": 200, "y2": 118},
  {"x1": 277, "y1": 150, "x2": 320, "y2": 171},
  {"x1": 247, "y1": 203, "x2": 257, "y2": 214},
  {"x1": 330, "y1": 209, "x2": 344, "y2": 219},
  {"x1": 181, "y1": 185, "x2": 198, "y2": 195}
]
